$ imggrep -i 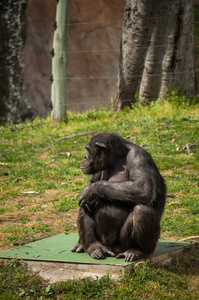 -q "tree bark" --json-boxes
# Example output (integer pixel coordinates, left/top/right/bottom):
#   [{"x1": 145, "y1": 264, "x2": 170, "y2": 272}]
[
  {"x1": 0, "y1": 1, "x2": 27, "y2": 124},
  {"x1": 113, "y1": 0, "x2": 197, "y2": 111}
]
